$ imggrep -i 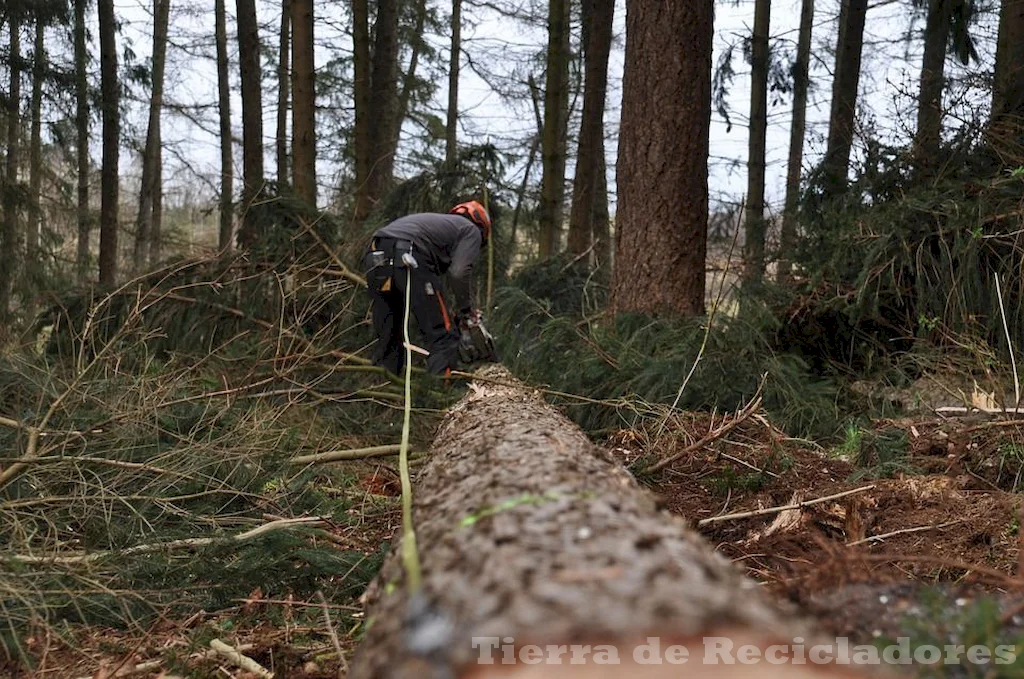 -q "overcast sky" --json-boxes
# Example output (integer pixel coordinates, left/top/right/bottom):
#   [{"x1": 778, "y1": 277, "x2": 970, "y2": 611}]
[{"x1": 105, "y1": 0, "x2": 1000, "y2": 218}]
